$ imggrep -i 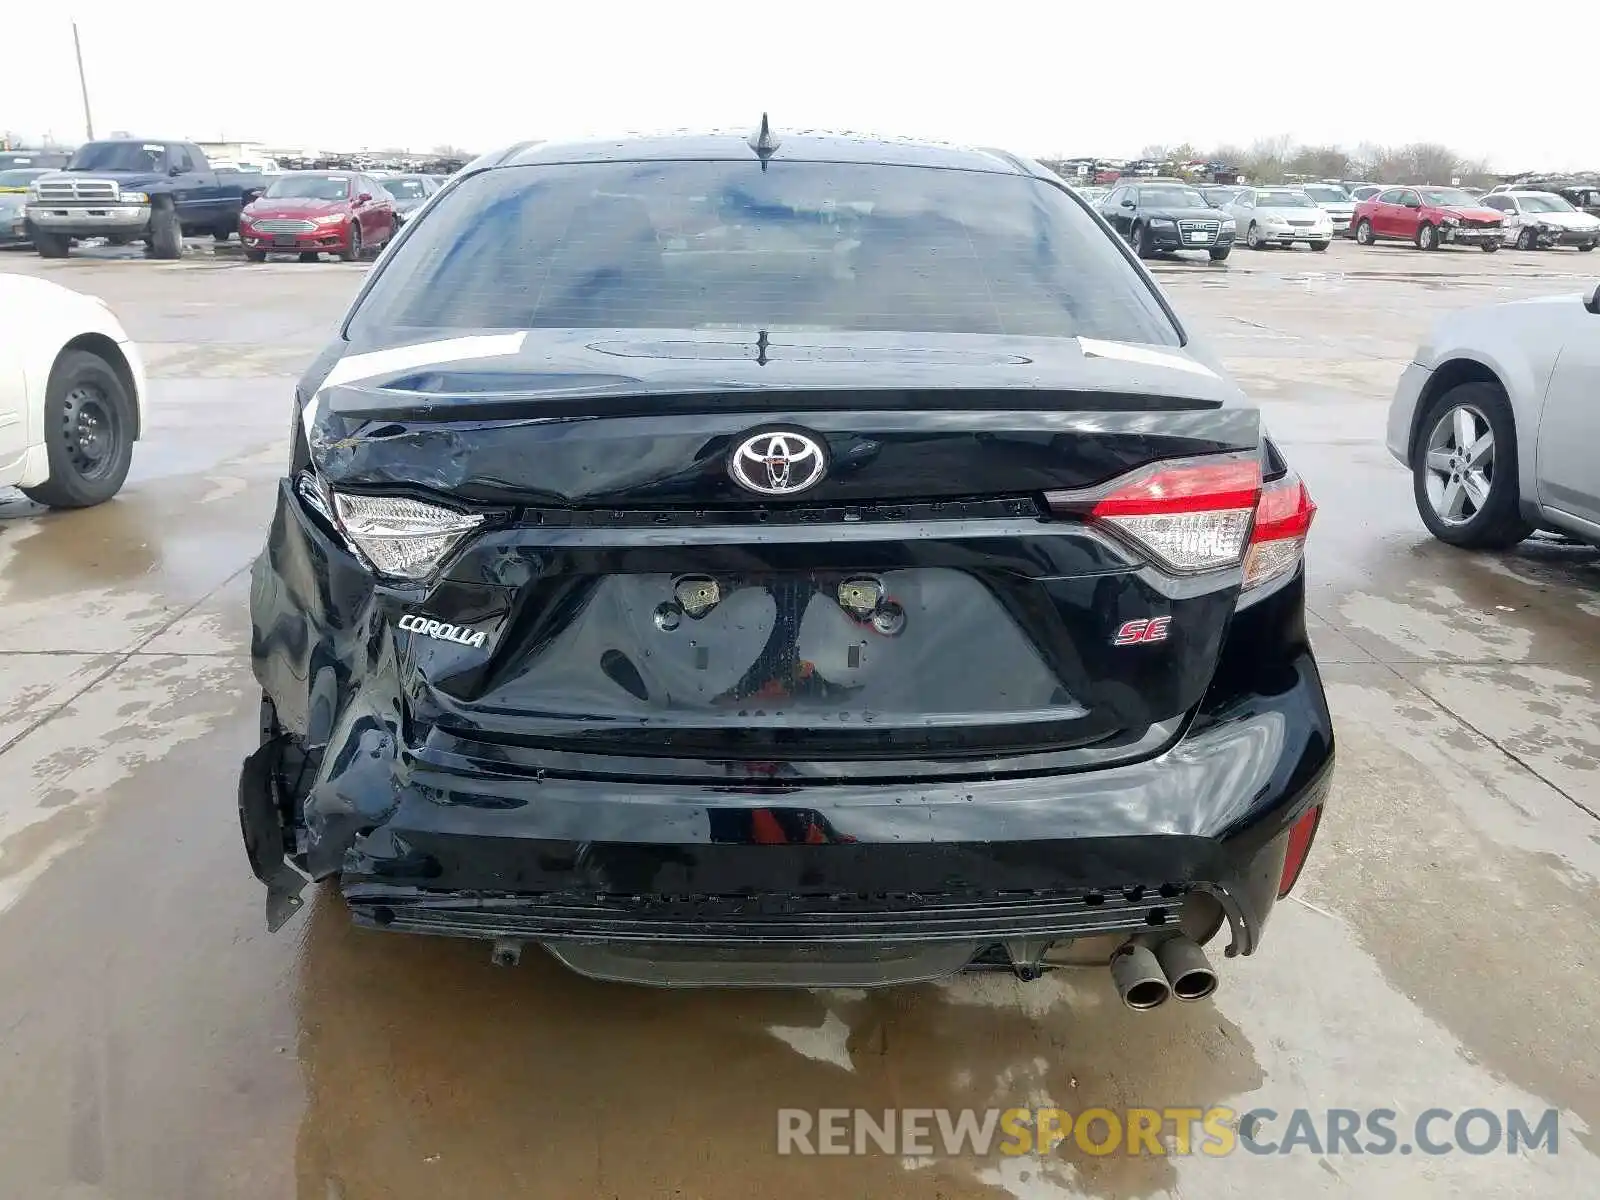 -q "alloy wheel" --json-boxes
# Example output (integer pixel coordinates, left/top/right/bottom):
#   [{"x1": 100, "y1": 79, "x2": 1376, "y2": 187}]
[{"x1": 1422, "y1": 403, "x2": 1495, "y2": 525}]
